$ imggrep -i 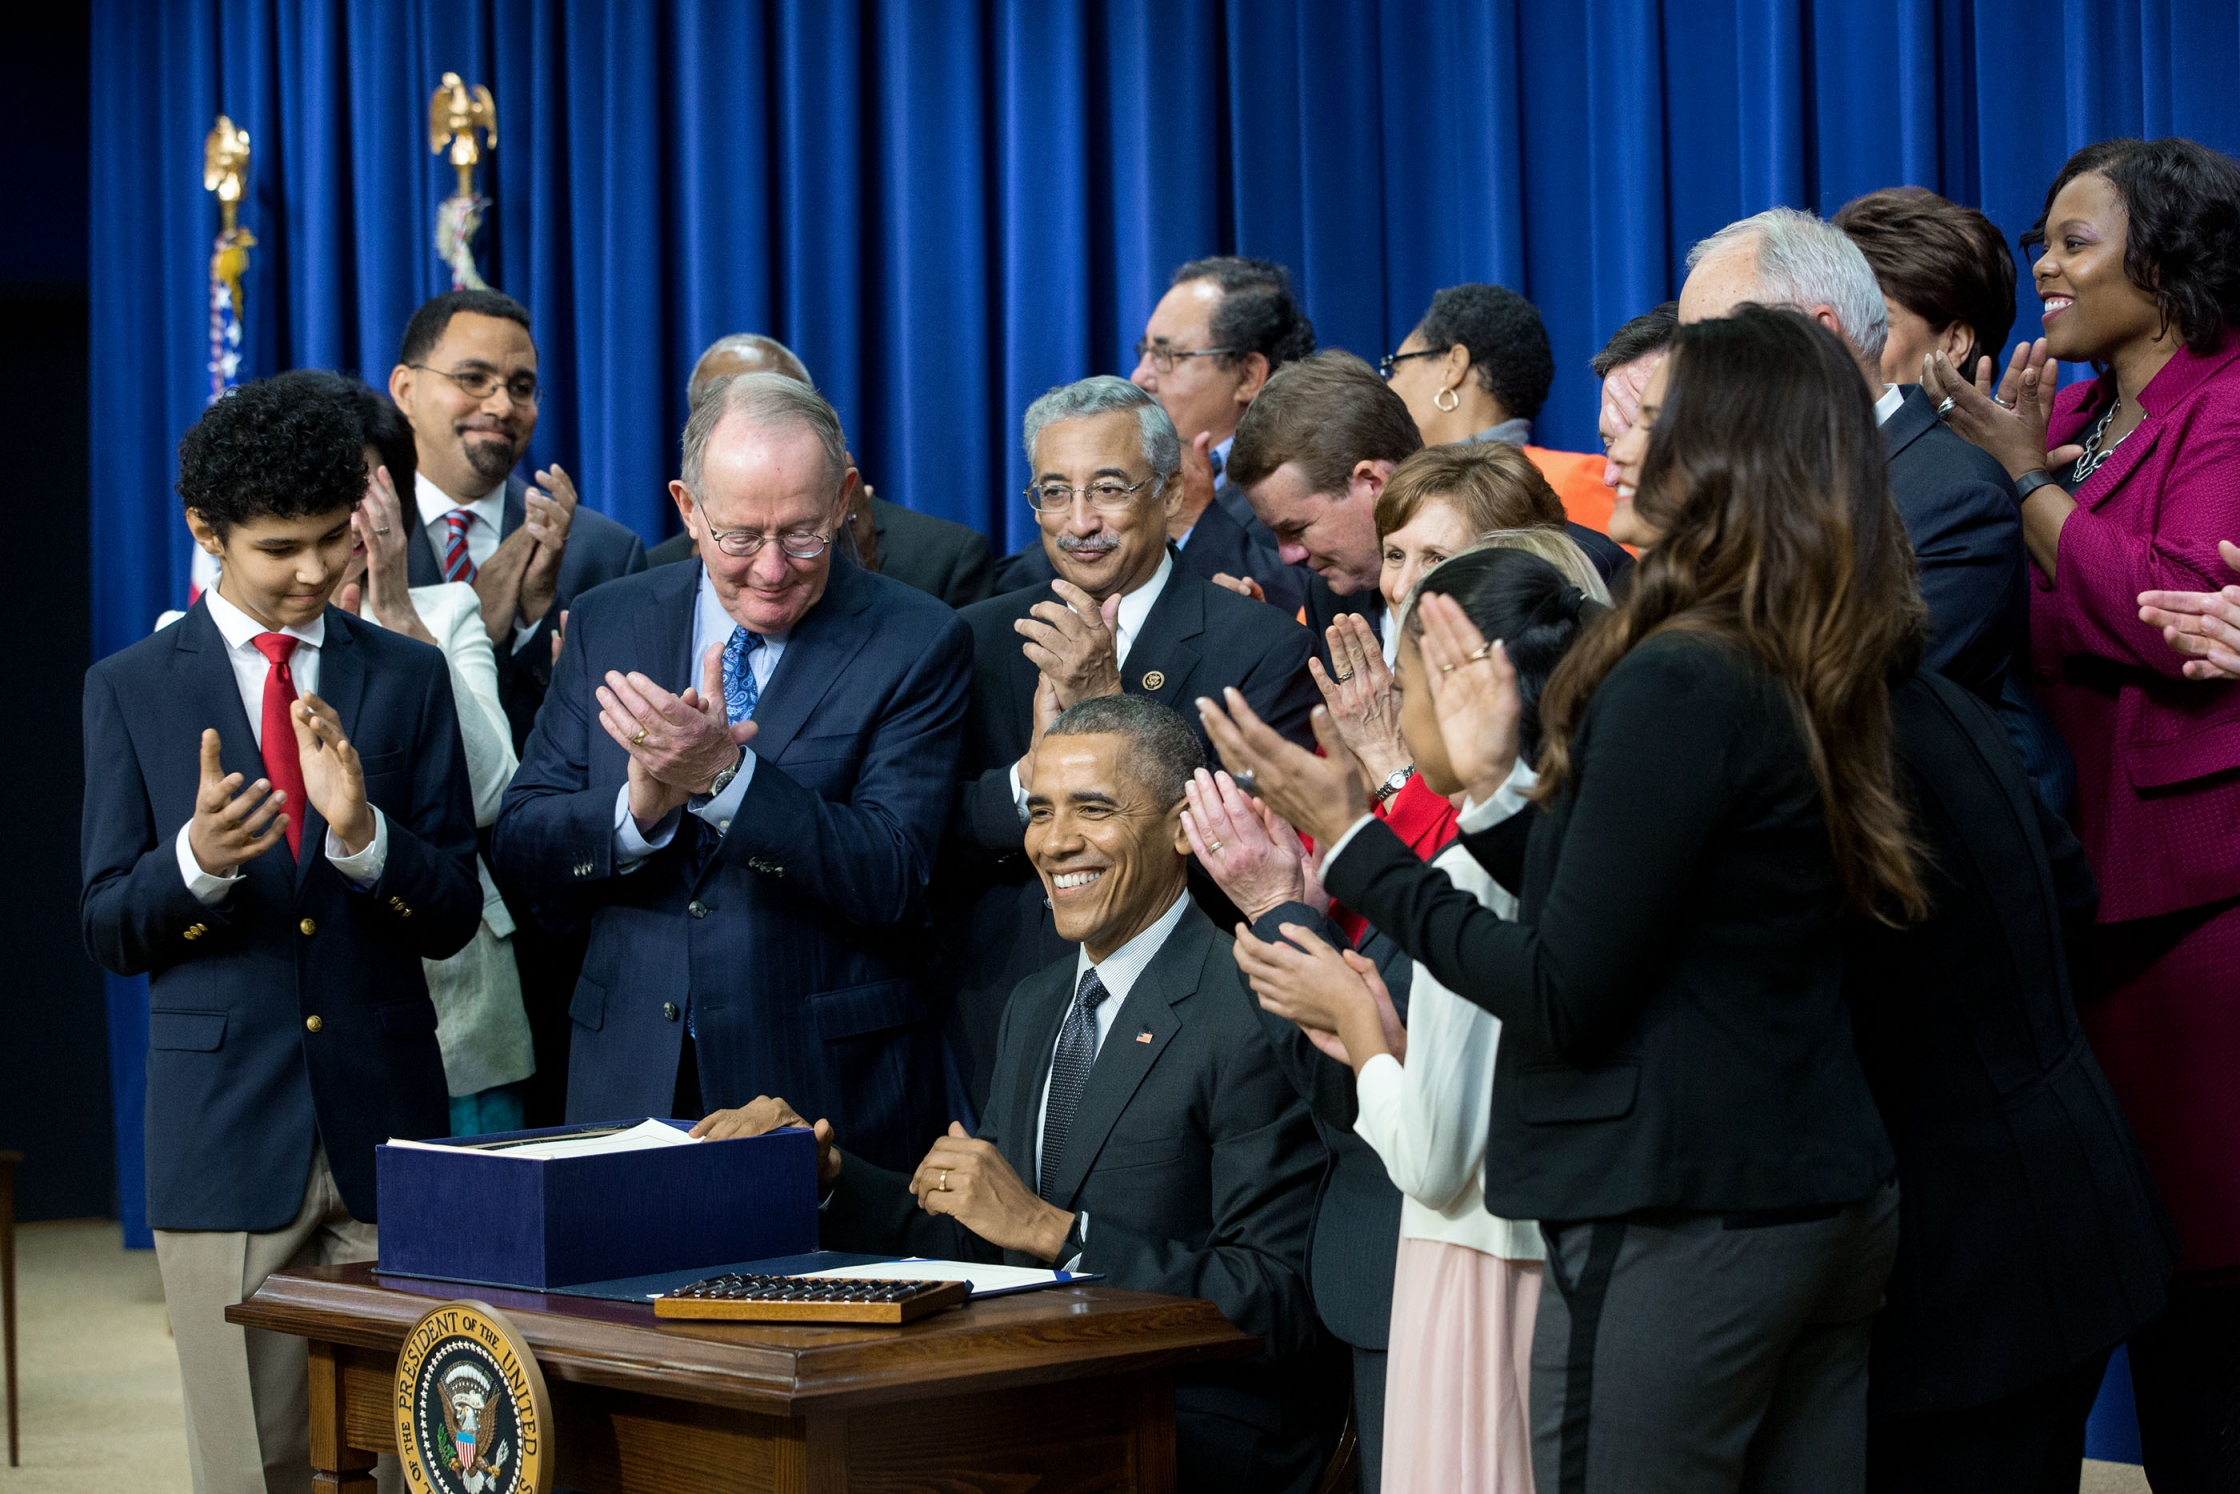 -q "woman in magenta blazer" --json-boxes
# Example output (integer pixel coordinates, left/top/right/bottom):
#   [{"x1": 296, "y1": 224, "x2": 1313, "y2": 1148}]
[{"x1": 1931, "y1": 135, "x2": 2240, "y2": 1490}]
